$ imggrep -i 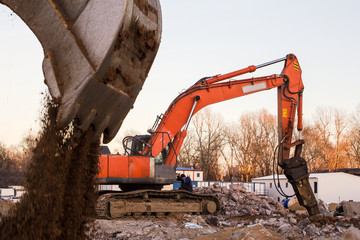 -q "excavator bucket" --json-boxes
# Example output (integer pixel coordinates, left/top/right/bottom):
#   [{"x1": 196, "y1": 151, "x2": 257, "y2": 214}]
[{"x1": 0, "y1": 0, "x2": 162, "y2": 143}]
